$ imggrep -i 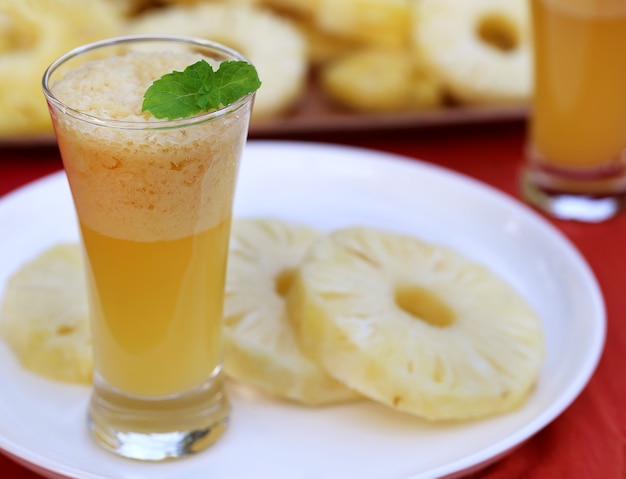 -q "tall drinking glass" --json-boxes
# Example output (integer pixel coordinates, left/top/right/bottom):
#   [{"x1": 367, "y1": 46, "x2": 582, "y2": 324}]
[
  {"x1": 521, "y1": 0, "x2": 626, "y2": 222},
  {"x1": 42, "y1": 35, "x2": 255, "y2": 460}
]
